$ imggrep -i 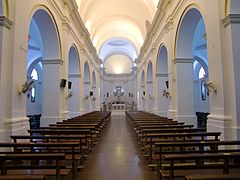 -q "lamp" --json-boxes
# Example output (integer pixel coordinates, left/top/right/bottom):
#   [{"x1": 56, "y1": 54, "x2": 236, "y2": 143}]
[
  {"x1": 163, "y1": 90, "x2": 170, "y2": 98},
  {"x1": 19, "y1": 79, "x2": 34, "y2": 95},
  {"x1": 205, "y1": 81, "x2": 217, "y2": 94},
  {"x1": 66, "y1": 91, "x2": 73, "y2": 99}
]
